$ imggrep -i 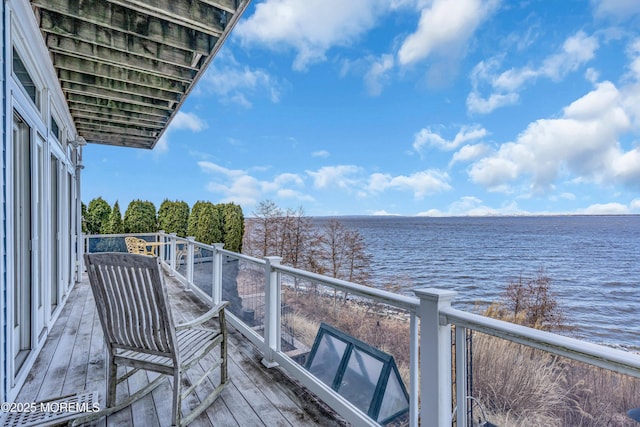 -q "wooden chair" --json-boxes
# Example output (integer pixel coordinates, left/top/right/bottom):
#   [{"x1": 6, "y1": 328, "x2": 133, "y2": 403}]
[
  {"x1": 124, "y1": 236, "x2": 155, "y2": 256},
  {"x1": 84, "y1": 252, "x2": 229, "y2": 426}
]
